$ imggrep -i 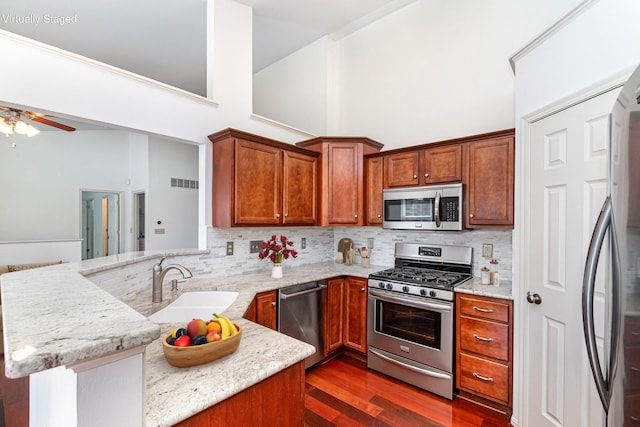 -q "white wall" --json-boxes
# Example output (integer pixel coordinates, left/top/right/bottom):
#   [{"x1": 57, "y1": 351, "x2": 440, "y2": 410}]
[
  {"x1": 146, "y1": 137, "x2": 199, "y2": 250},
  {"x1": 253, "y1": 36, "x2": 331, "y2": 135},
  {"x1": 0, "y1": 130, "x2": 130, "y2": 241}
]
